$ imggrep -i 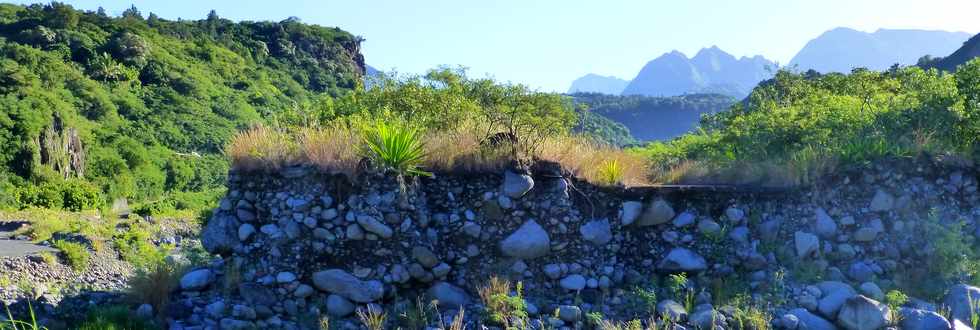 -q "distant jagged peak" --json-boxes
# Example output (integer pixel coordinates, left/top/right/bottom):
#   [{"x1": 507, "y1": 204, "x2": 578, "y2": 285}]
[
  {"x1": 661, "y1": 49, "x2": 690, "y2": 60},
  {"x1": 693, "y1": 45, "x2": 729, "y2": 57},
  {"x1": 580, "y1": 73, "x2": 626, "y2": 80}
]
